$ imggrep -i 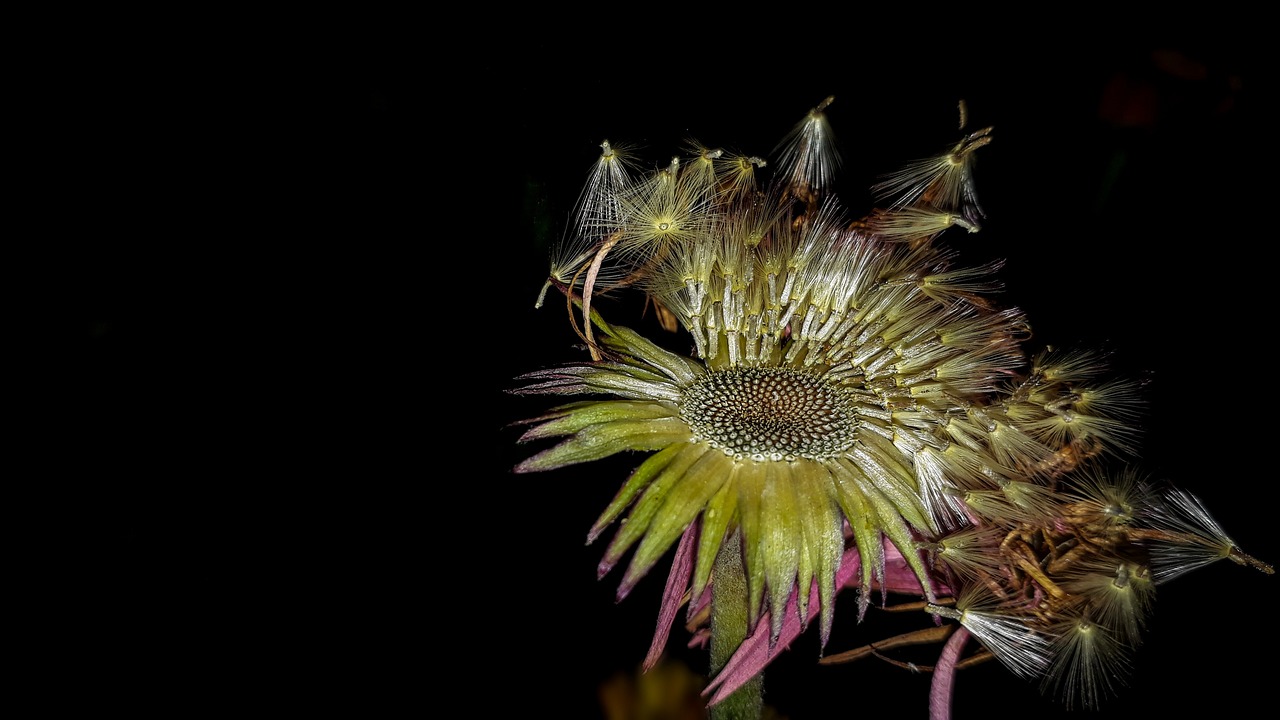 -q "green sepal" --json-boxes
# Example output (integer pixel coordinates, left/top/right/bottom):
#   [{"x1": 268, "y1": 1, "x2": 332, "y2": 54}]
[
  {"x1": 733, "y1": 462, "x2": 769, "y2": 628},
  {"x1": 518, "y1": 401, "x2": 676, "y2": 442},
  {"x1": 600, "y1": 443, "x2": 707, "y2": 572},
  {"x1": 620, "y1": 451, "x2": 734, "y2": 594},
  {"x1": 760, "y1": 462, "x2": 801, "y2": 644},
  {"x1": 846, "y1": 464, "x2": 937, "y2": 604},
  {"x1": 848, "y1": 433, "x2": 935, "y2": 534},
  {"x1": 513, "y1": 417, "x2": 690, "y2": 473},
  {"x1": 599, "y1": 324, "x2": 704, "y2": 386},
  {"x1": 692, "y1": 473, "x2": 739, "y2": 604},
  {"x1": 827, "y1": 458, "x2": 883, "y2": 617},
  {"x1": 588, "y1": 442, "x2": 685, "y2": 545},
  {"x1": 791, "y1": 461, "x2": 843, "y2": 644}
]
